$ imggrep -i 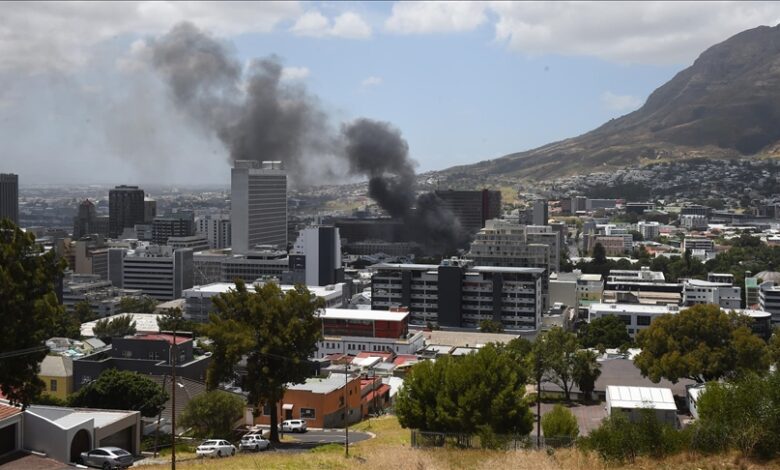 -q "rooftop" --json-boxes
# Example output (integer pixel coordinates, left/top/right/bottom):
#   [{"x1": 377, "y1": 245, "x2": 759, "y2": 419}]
[
  {"x1": 0, "y1": 403, "x2": 21, "y2": 421},
  {"x1": 288, "y1": 373, "x2": 355, "y2": 395},
  {"x1": 607, "y1": 385, "x2": 677, "y2": 411},
  {"x1": 130, "y1": 334, "x2": 190, "y2": 345},
  {"x1": 320, "y1": 308, "x2": 408, "y2": 322},
  {"x1": 589, "y1": 303, "x2": 678, "y2": 314},
  {"x1": 81, "y1": 313, "x2": 163, "y2": 337},
  {"x1": 39, "y1": 355, "x2": 73, "y2": 377},
  {"x1": 183, "y1": 282, "x2": 345, "y2": 299},
  {"x1": 26, "y1": 405, "x2": 138, "y2": 429}
]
